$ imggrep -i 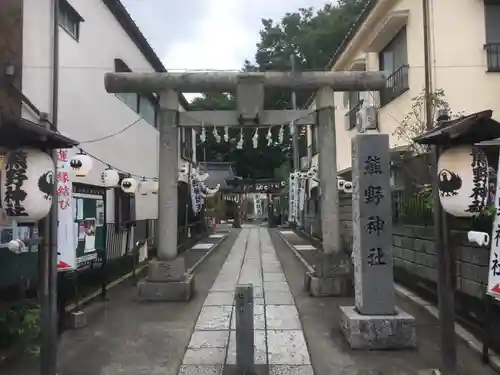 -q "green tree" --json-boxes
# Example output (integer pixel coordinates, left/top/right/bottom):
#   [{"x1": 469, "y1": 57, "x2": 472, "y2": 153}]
[{"x1": 192, "y1": 0, "x2": 369, "y2": 178}]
